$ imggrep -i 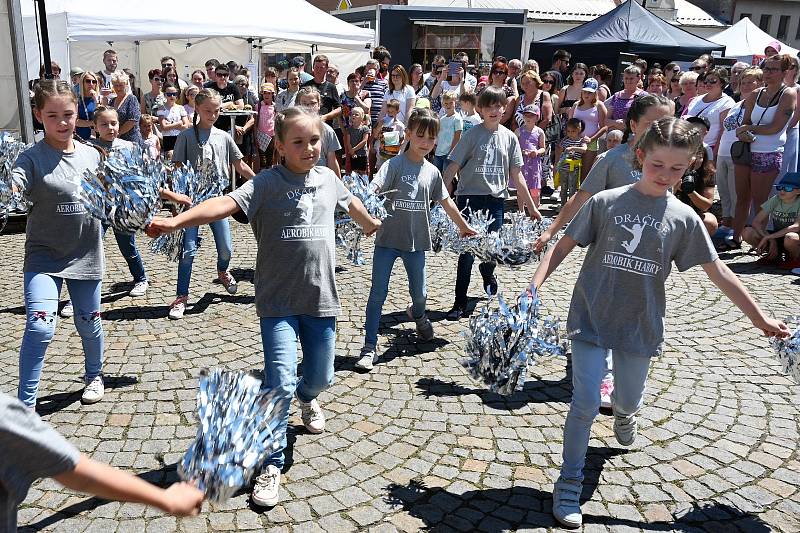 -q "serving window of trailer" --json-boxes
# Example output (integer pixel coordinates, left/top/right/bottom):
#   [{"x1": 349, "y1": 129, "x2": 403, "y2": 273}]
[{"x1": 412, "y1": 24, "x2": 481, "y2": 66}]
